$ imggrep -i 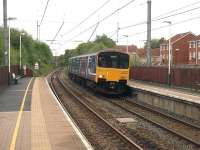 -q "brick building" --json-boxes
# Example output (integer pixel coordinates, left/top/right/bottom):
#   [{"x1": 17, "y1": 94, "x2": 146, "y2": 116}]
[
  {"x1": 160, "y1": 32, "x2": 196, "y2": 65},
  {"x1": 136, "y1": 48, "x2": 160, "y2": 65},
  {"x1": 188, "y1": 35, "x2": 200, "y2": 65},
  {"x1": 115, "y1": 45, "x2": 138, "y2": 54}
]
